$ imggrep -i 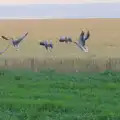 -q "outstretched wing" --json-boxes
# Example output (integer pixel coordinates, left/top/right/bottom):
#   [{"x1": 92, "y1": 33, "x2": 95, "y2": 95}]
[
  {"x1": 0, "y1": 44, "x2": 10, "y2": 55},
  {"x1": 84, "y1": 31, "x2": 90, "y2": 41},
  {"x1": 60, "y1": 36, "x2": 66, "y2": 40},
  {"x1": 15, "y1": 32, "x2": 28, "y2": 44},
  {"x1": 49, "y1": 40, "x2": 53, "y2": 48},
  {"x1": 78, "y1": 31, "x2": 85, "y2": 46},
  {"x1": 1, "y1": 36, "x2": 10, "y2": 40},
  {"x1": 80, "y1": 45, "x2": 88, "y2": 52},
  {"x1": 59, "y1": 36, "x2": 66, "y2": 42},
  {"x1": 74, "y1": 42, "x2": 88, "y2": 52},
  {"x1": 67, "y1": 37, "x2": 72, "y2": 42}
]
